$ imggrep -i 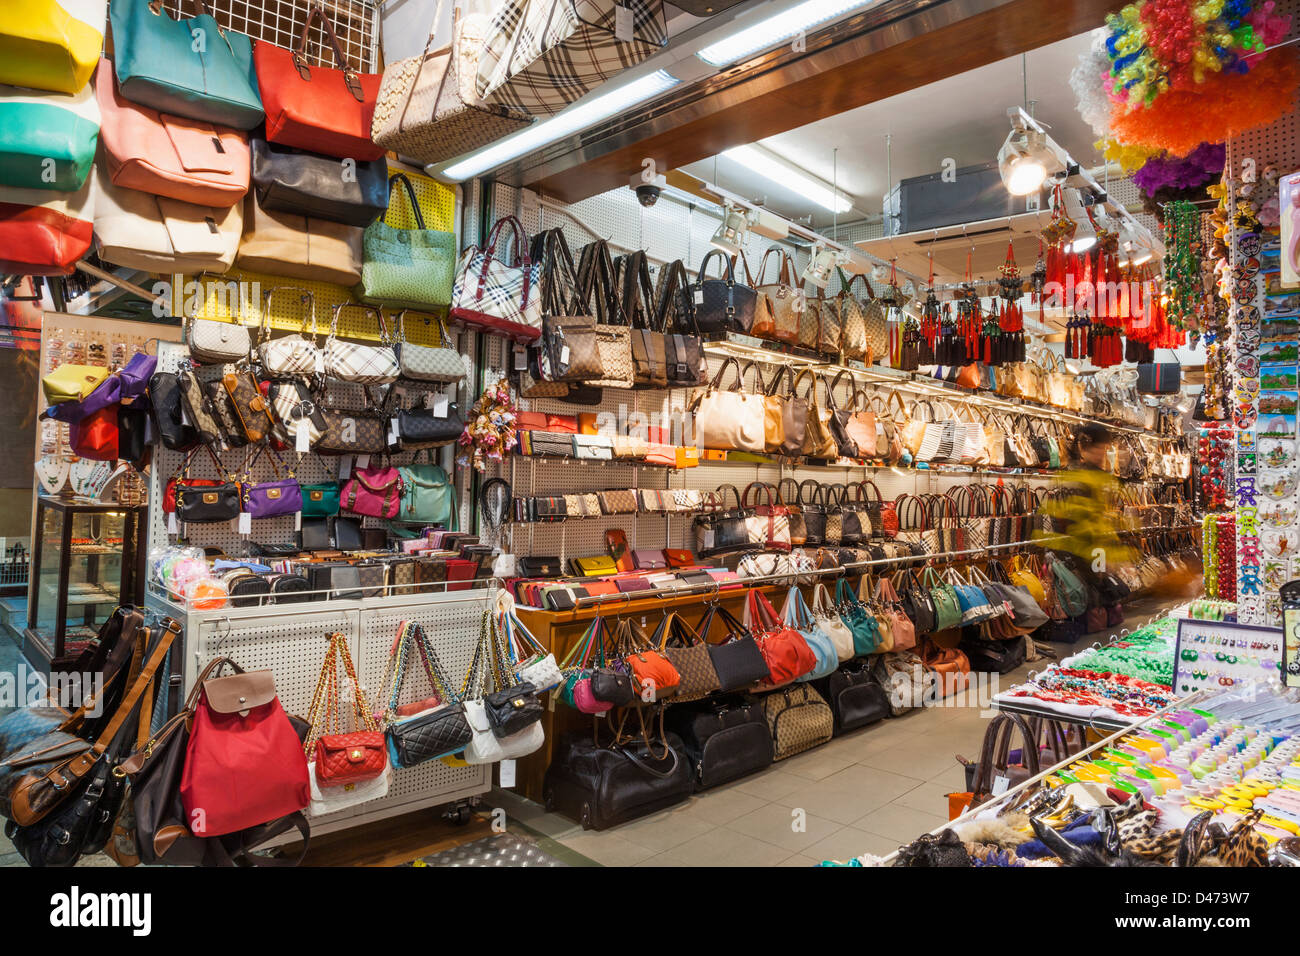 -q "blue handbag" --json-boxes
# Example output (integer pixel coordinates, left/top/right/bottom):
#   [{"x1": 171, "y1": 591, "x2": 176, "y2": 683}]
[
  {"x1": 836, "y1": 578, "x2": 879, "y2": 657},
  {"x1": 782, "y1": 587, "x2": 837, "y2": 681},
  {"x1": 109, "y1": 0, "x2": 264, "y2": 129},
  {"x1": 0, "y1": 83, "x2": 99, "y2": 190}
]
